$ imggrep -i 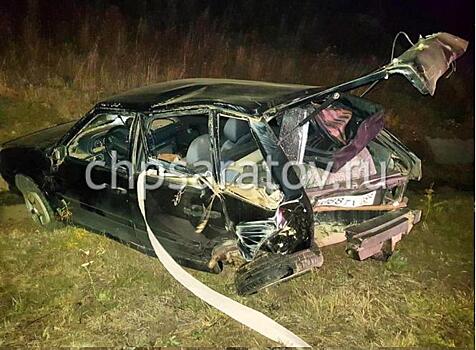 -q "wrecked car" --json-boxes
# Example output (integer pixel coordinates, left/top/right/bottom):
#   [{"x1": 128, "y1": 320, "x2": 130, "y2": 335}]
[{"x1": 0, "y1": 32, "x2": 468, "y2": 295}]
